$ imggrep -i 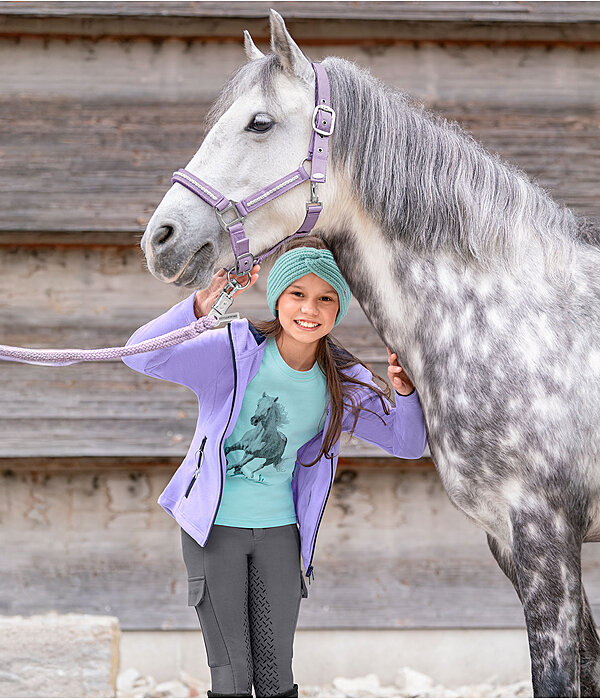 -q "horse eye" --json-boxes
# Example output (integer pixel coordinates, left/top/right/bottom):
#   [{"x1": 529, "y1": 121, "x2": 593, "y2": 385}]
[{"x1": 246, "y1": 113, "x2": 274, "y2": 133}]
